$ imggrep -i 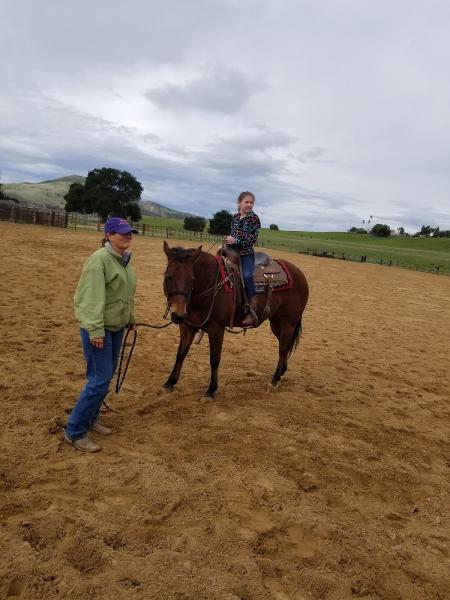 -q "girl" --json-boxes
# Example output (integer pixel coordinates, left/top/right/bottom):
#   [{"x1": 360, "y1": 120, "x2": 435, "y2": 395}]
[{"x1": 225, "y1": 191, "x2": 261, "y2": 326}]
